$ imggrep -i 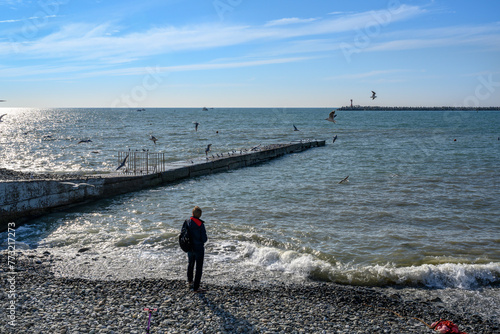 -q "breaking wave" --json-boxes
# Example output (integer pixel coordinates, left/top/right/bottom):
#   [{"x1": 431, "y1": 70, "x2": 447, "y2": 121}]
[{"x1": 240, "y1": 243, "x2": 500, "y2": 289}]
